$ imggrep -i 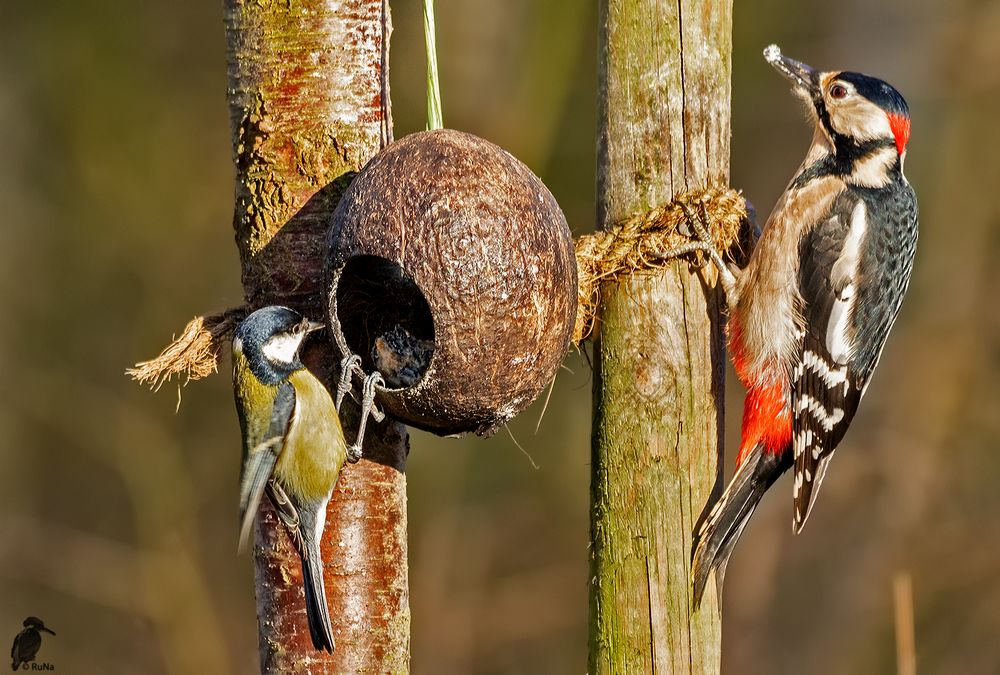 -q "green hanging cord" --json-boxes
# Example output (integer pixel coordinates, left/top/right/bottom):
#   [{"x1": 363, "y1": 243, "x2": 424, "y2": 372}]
[{"x1": 424, "y1": 0, "x2": 443, "y2": 130}]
